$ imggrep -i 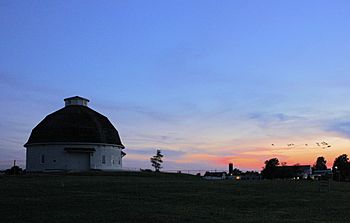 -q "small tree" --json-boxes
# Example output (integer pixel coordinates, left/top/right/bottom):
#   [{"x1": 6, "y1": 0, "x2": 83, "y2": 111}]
[
  {"x1": 332, "y1": 154, "x2": 350, "y2": 181},
  {"x1": 262, "y1": 158, "x2": 279, "y2": 179},
  {"x1": 150, "y1": 150, "x2": 164, "y2": 172},
  {"x1": 314, "y1": 156, "x2": 327, "y2": 171},
  {"x1": 232, "y1": 168, "x2": 242, "y2": 175},
  {"x1": 5, "y1": 166, "x2": 23, "y2": 175}
]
